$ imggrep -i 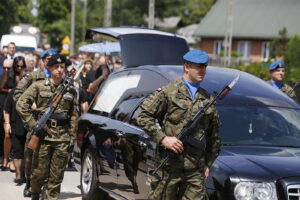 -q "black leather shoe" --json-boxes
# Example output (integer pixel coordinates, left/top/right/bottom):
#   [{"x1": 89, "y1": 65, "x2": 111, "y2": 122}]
[
  {"x1": 23, "y1": 184, "x2": 32, "y2": 197},
  {"x1": 0, "y1": 166, "x2": 9, "y2": 171},
  {"x1": 15, "y1": 178, "x2": 26, "y2": 186},
  {"x1": 31, "y1": 193, "x2": 39, "y2": 200}
]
